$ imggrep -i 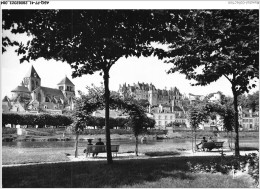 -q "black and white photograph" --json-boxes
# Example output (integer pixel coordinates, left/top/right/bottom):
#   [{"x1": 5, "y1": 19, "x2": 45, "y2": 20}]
[{"x1": 1, "y1": 1, "x2": 259, "y2": 188}]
